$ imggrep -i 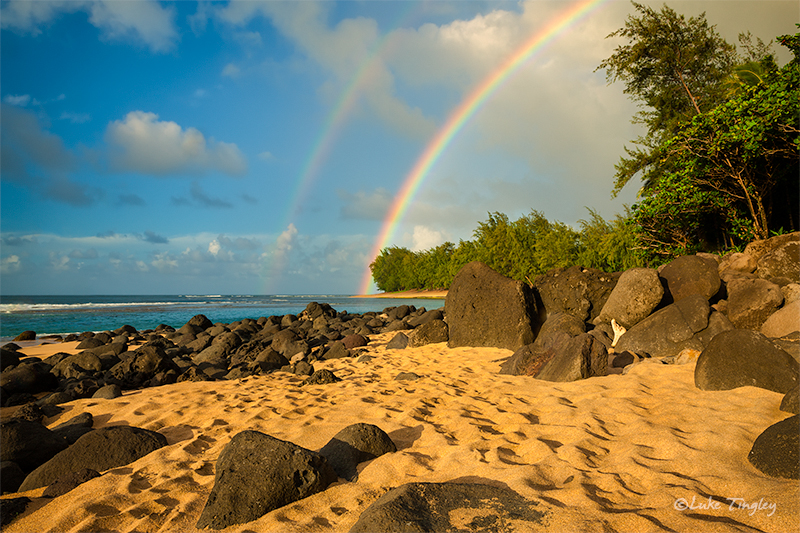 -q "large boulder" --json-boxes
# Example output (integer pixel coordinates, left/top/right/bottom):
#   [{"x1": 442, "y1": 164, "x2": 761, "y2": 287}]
[
  {"x1": 534, "y1": 333, "x2": 608, "y2": 382},
  {"x1": 0, "y1": 461, "x2": 26, "y2": 494},
  {"x1": 196, "y1": 431, "x2": 336, "y2": 529},
  {"x1": 18, "y1": 426, "x2": 167, "y2": 491},
  {"x1": 499, "y1": 313, "x2": 585, "y2": 376},
  {"x1": 0, "y1": 419, "x2": 68, "y2": 473},
  {"x1": 756, "y1": 238, "x2": 800, "y2": 283},
  {"x1": 446, "y1": 262, "x2": 540, "y2": 351},
  {"x1": 186, "y1": 314, "x2": 214, "y2": 331},
  {"x1": 13, "y1": 331, "x2": 36, "y2": 342},
  {"x1": 533, "y1": 265, "x2": 619, "y2": 322},
  {"x1": 761, "y1": 300, "x2": 800, "y2": 338},
  {"x1": 593, "y1": 268, "x2": 664, "y2": 329},
  {"x1": 349, "y1": 482, "x2": 550, "y2": 533},
  {"x1": 0, "y1": 348, "x2": 20, "y2": 371},
  {"x1": 748, "y1": 415, "x2": 799, "y2": 479},
  {"x1": 319, "y1": 423, "x2": 396, "y2": 481},
  {"x1": 270, "y1": 329, "x2": 309, "y2": 358},
  {"x1": 614, "y1": 294, "x2": 729, "y2": 358},
  {"x1": 0, "y1": 362, "x2": 58, "y2": 394},
  {"x1": 727, "y1": 278, "x2": 784, "y2": 330},
  {"x1": 695, "y1": 329, "x2": 800, "y2": 393},
  {"x1": 659, "y1": 255, "x2": 721, "y2": 303}
]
